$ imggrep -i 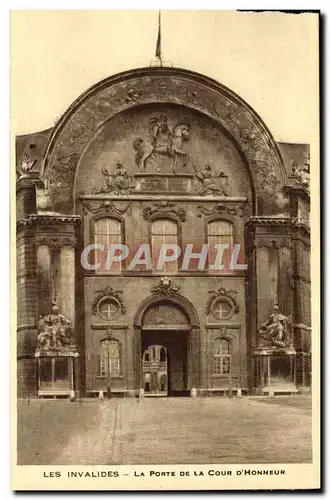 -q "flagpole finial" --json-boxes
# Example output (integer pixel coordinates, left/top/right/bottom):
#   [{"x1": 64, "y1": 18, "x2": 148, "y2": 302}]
[
  {"x1": 150, "y1": 10, "x2": 173, "y2": 68},
  {"x1": 155, "y1": 10, "x2": 162, "y2": 64}
]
